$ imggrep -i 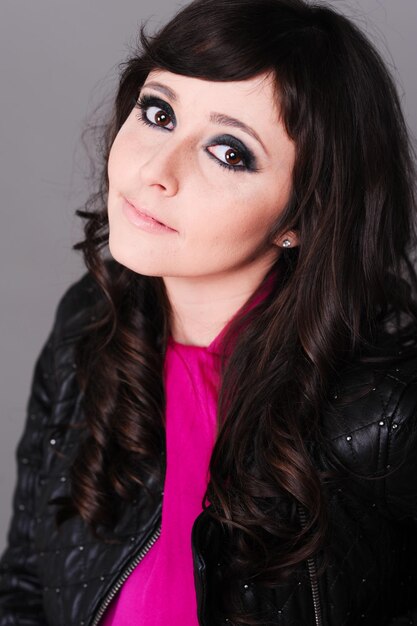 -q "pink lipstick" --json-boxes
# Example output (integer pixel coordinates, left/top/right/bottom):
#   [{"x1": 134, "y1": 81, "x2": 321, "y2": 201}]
[{"x1": 122, "y1": 198, "x2": 176, "y2": 234}]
